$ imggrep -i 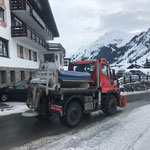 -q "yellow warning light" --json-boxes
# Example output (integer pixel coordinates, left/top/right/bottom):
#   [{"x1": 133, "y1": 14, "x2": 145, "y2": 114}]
[{"x1": 101, "y1": 58, "x2": 107, "y2": 62}]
